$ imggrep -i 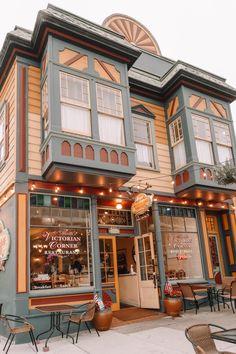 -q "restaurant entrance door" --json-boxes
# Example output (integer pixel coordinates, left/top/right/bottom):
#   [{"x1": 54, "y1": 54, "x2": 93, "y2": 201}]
[
  {"x1": 206, "y1": 216, "x2": 223, "y2": 277},
  {"x1": 99, "y1": 236, "x2": 120, "y2": 311},
  {"x1": 134, "y1": 232, "x2": 159, "y2": 309}
]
